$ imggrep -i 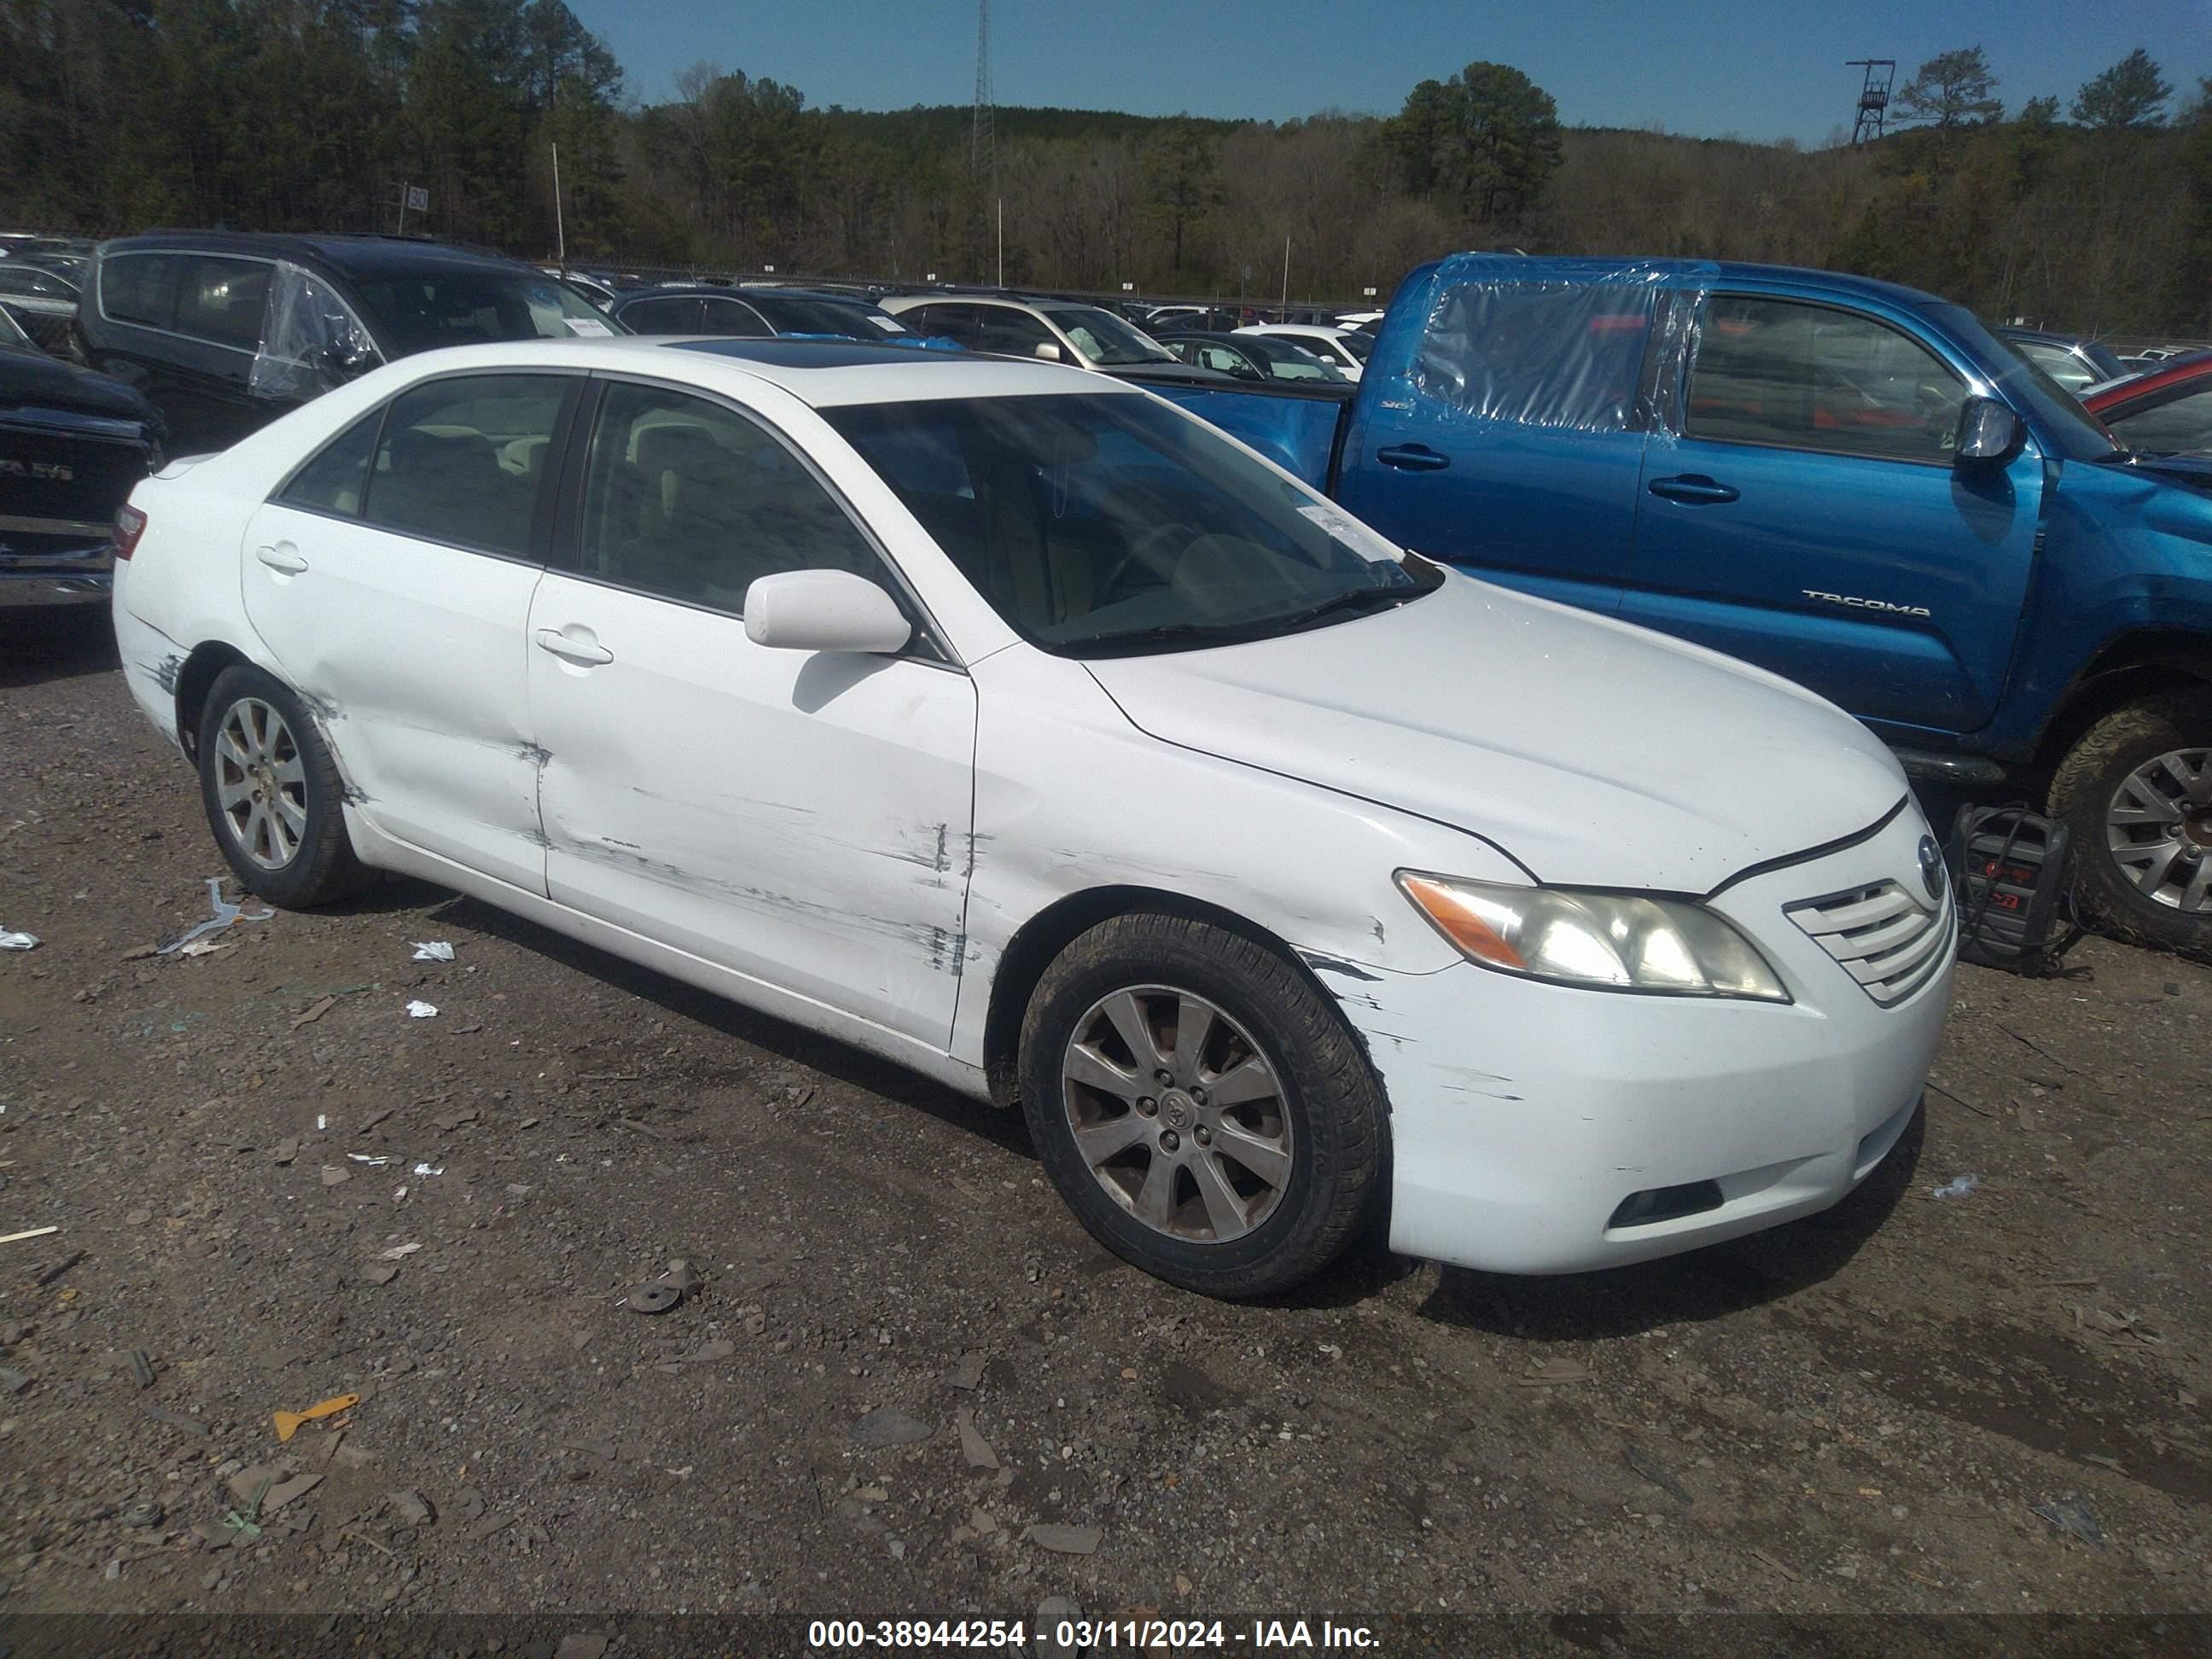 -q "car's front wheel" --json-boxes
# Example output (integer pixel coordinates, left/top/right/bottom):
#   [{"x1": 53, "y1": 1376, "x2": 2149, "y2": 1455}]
[
  {"x1": 196, "y1": 663, "x2": 370, "y2": 908},
  {"x1": 1018, "y1": 911, "x2": 1385, "y2": 1298},
  {"x1": 2048, "y1": 687, "x2": 2212, "y2": 956}
]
